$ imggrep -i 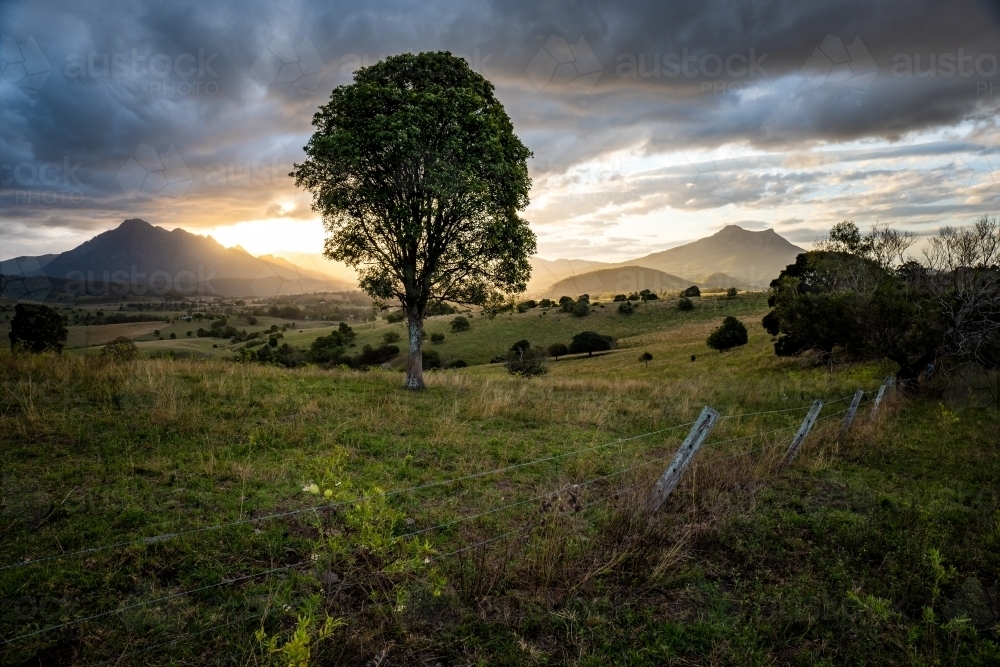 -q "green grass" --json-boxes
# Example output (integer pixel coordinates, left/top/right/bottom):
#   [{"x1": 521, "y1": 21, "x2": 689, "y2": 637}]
[{"x1": 0, "y1": 296, "x2": 997, "y2": 665}]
